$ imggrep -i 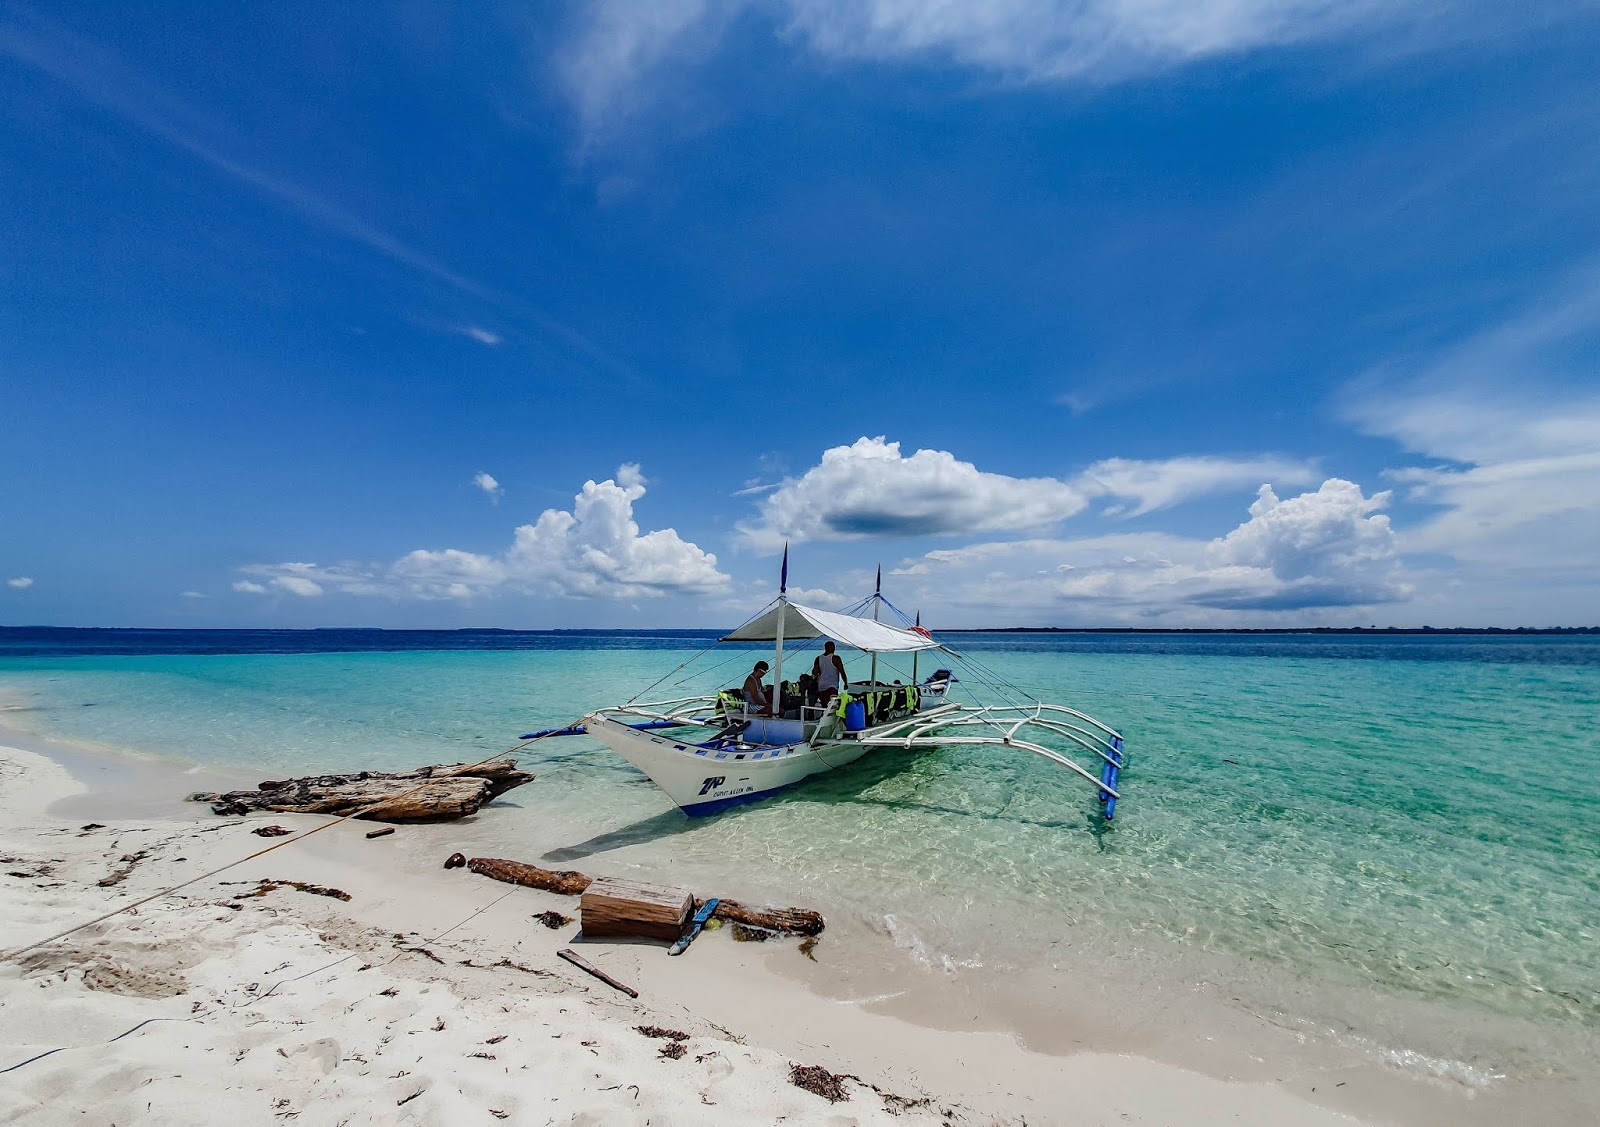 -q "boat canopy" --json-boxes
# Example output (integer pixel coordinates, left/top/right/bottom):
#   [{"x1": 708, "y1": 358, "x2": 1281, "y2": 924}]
[{"x1": 722, "y1": 601, "x2": 941, "y2": 653}]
